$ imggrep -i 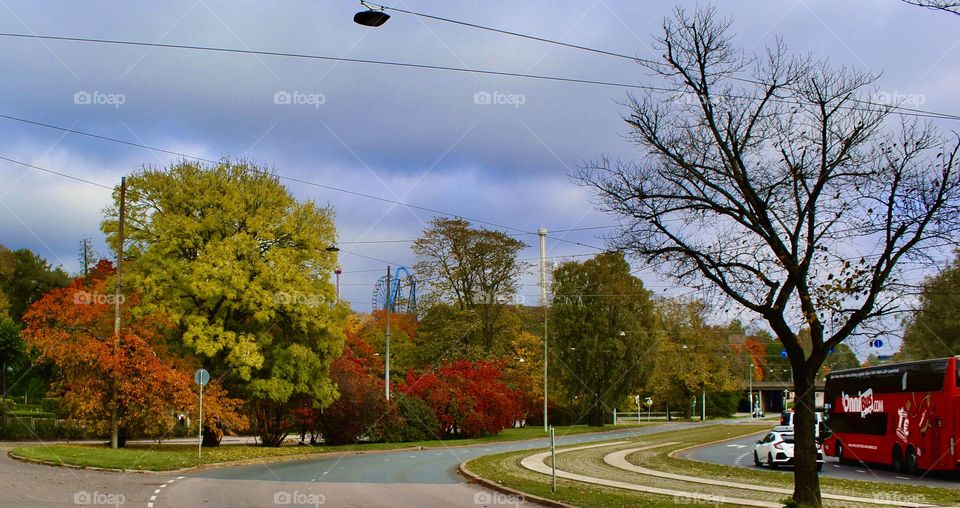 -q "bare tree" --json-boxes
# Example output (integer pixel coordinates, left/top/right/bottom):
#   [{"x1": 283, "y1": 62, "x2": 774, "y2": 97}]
[
  {"x1": 575, "y1": 7, "x2": 960, "y2": 507},
  {"x1": 902, "y1": 0, "x2": 960, "y2": 15}
]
